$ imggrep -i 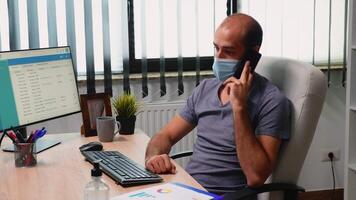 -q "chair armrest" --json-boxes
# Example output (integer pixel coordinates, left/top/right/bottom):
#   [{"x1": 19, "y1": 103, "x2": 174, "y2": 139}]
[
  {"x1": 170, "y1": 150, "x2": 193, "y2": 159},
  {"x1": 223, "y1": 183, "x2": 305, "y2": 200}
]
